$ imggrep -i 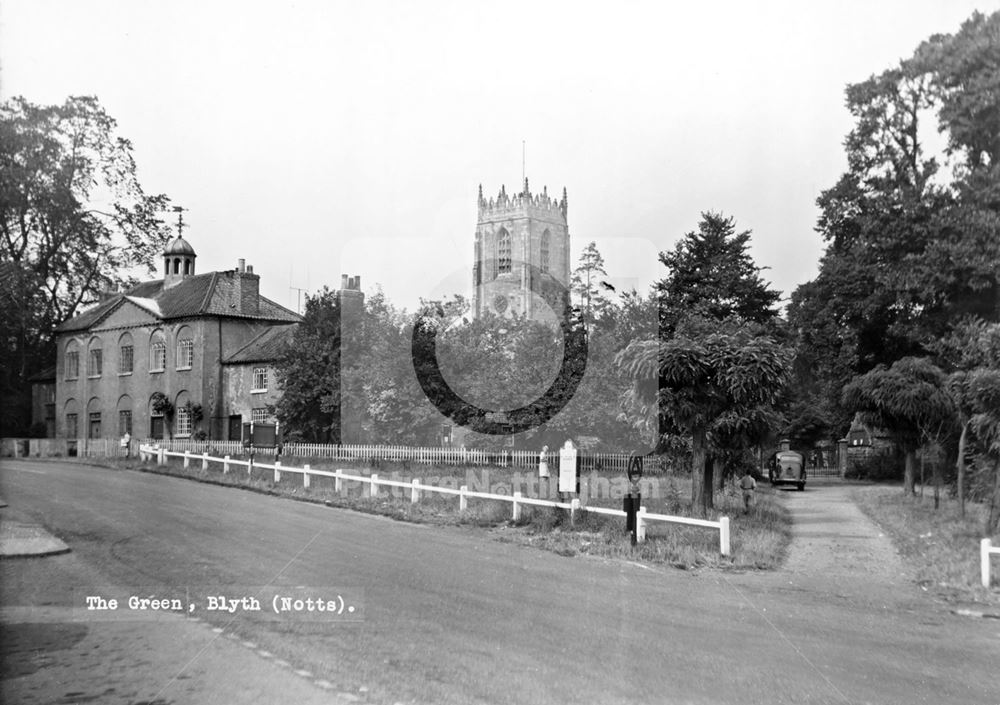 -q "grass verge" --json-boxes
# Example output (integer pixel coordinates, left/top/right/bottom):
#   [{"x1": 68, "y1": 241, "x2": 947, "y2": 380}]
[
  {"x1": 54, "y1": 454, "x2": 792, "y2": 571},
  {"x1": 851, "y1": 485, "x2": 1000, "y2": 606}
]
